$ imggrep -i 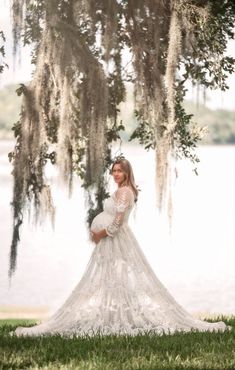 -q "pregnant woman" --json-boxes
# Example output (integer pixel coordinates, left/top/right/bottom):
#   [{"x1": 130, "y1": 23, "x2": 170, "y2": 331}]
[{"x1": 14, "y1": 158, "x2": 229, "y2": 336}]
